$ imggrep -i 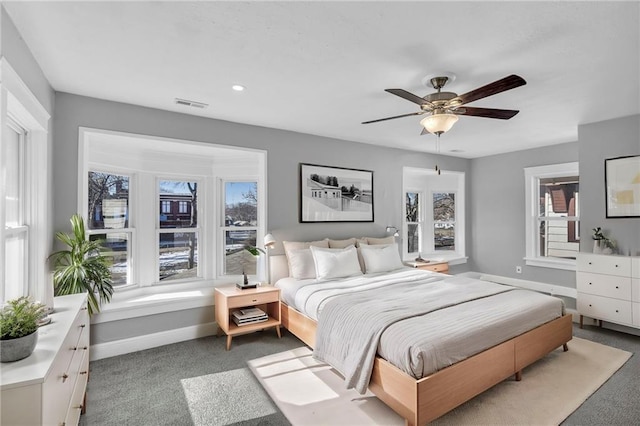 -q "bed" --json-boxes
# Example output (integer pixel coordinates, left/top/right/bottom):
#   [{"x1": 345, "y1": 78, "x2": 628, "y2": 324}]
[{"x1": 269, "y1": 250, "x2": 573, "y2": 425}]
